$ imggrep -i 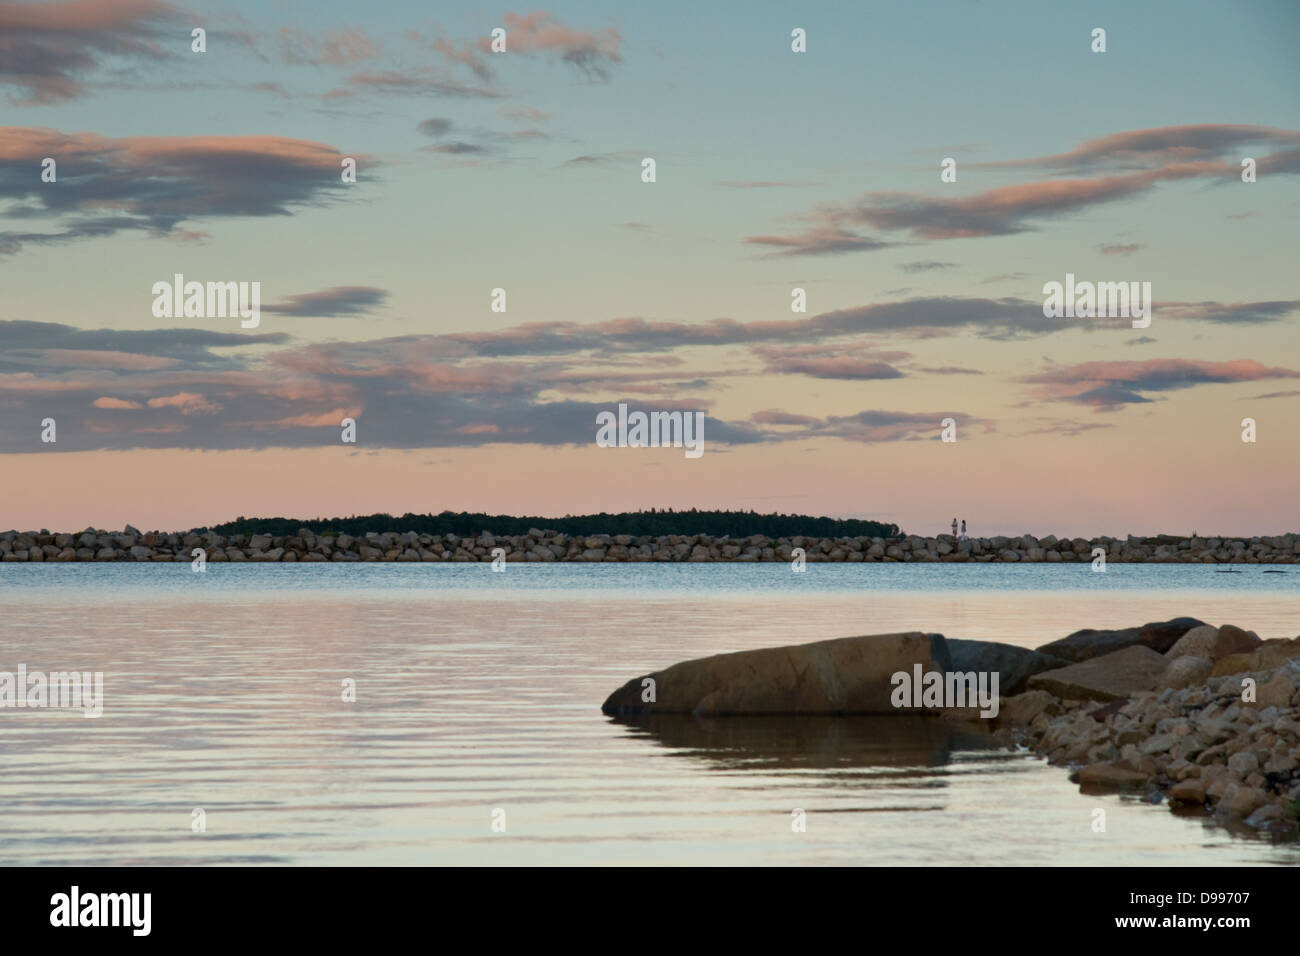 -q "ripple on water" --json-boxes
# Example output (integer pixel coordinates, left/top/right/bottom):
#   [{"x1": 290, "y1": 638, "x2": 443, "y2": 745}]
[{"x1": 0, "y1": 568, "x2": 1296, "y2": 864}]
